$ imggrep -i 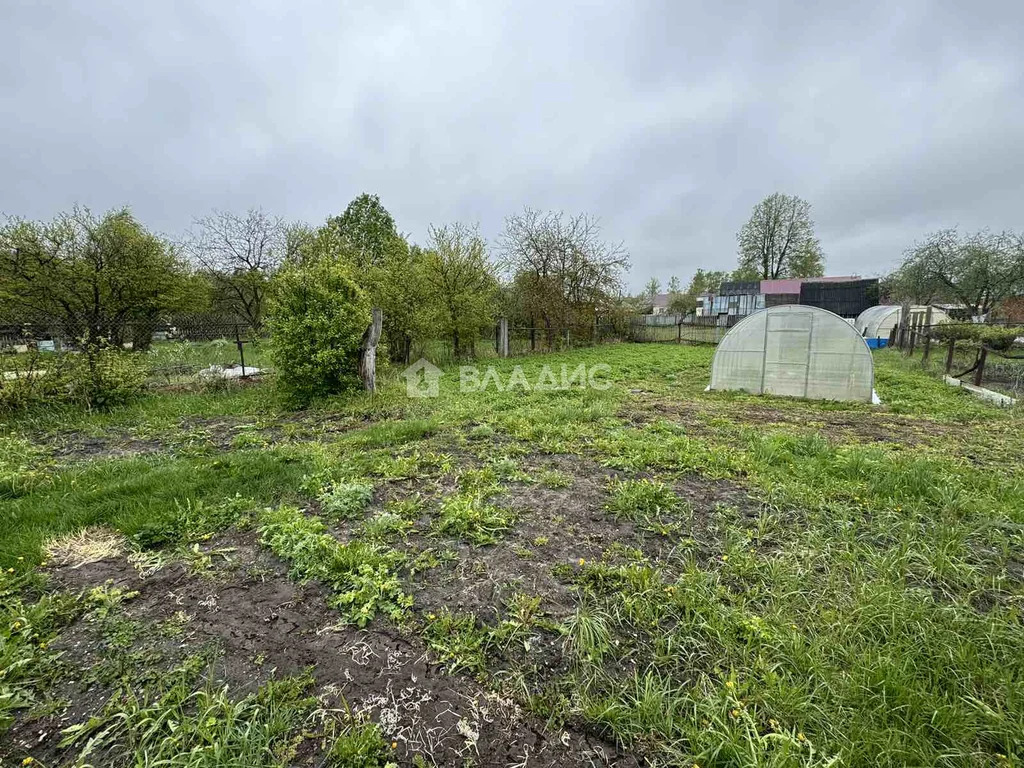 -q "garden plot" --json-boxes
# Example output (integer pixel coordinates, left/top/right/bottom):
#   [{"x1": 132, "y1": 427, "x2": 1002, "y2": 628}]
[{"x1": 2, "y1": 343, "x2": 1024, "y2": 767}]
